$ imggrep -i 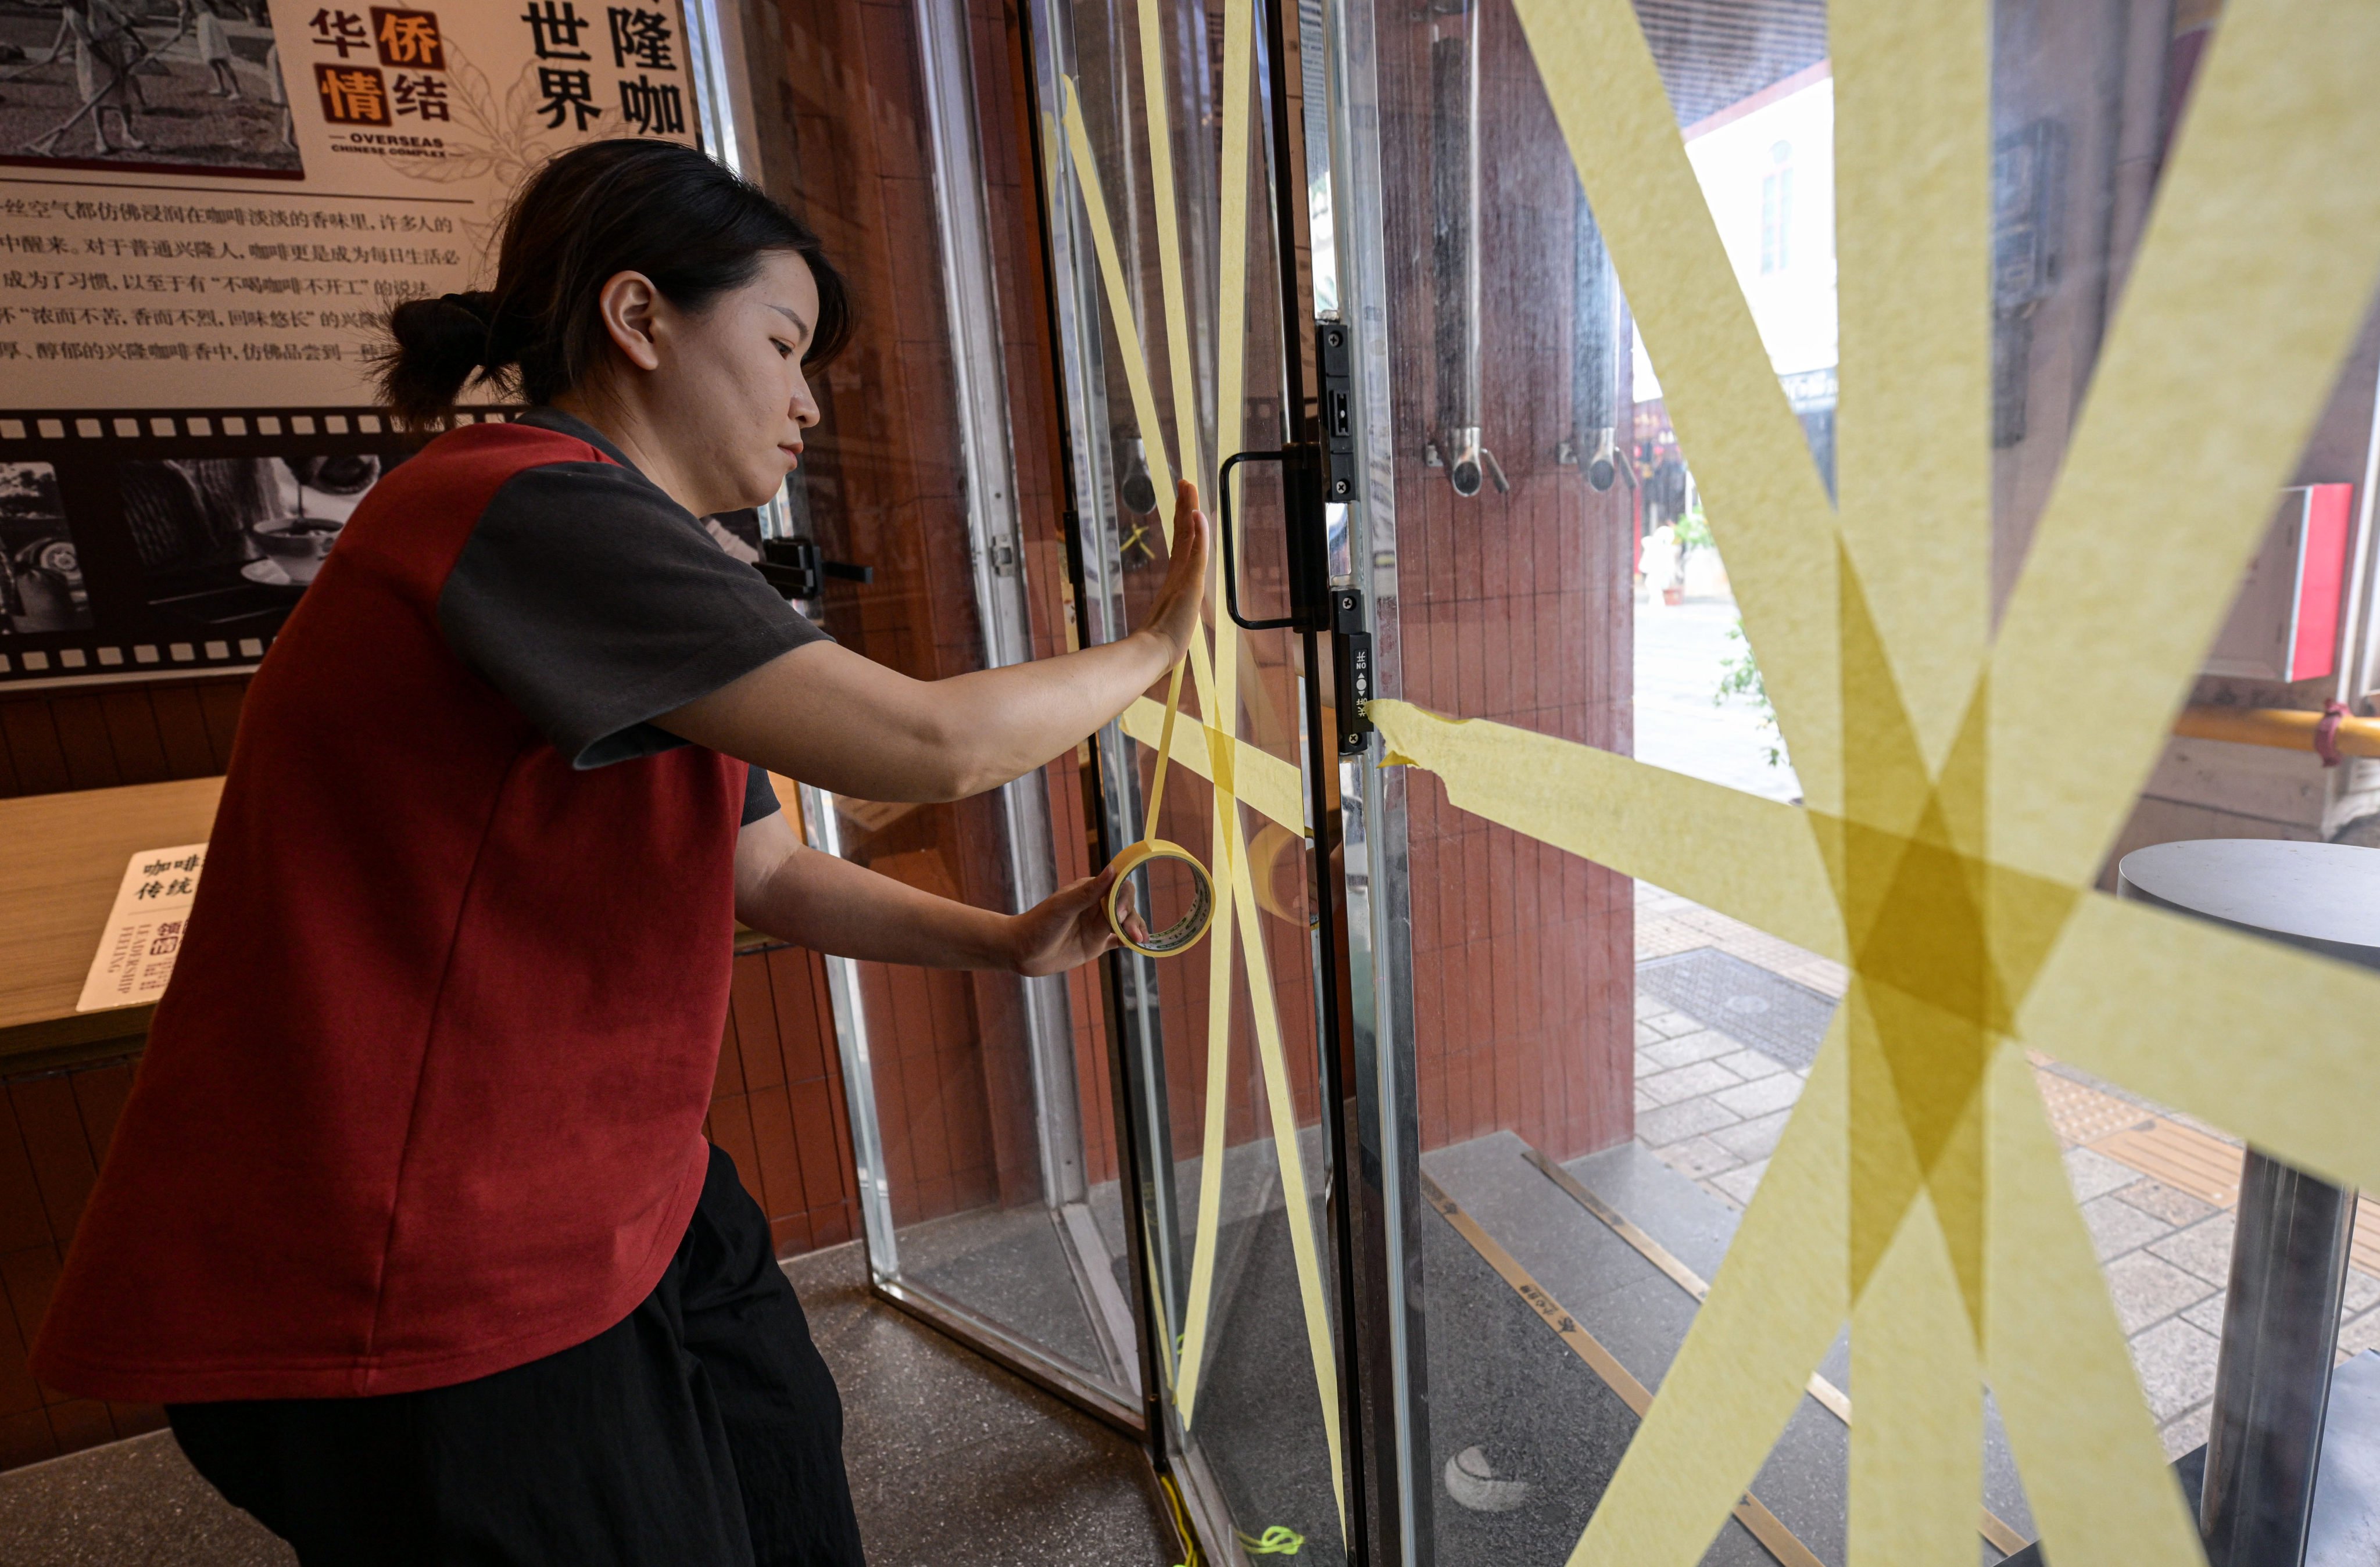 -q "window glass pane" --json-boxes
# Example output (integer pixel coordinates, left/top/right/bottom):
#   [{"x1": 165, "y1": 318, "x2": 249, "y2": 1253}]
[{"x1": 1348, "y1": 0, "x2": 2380, "y2": 1559}]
